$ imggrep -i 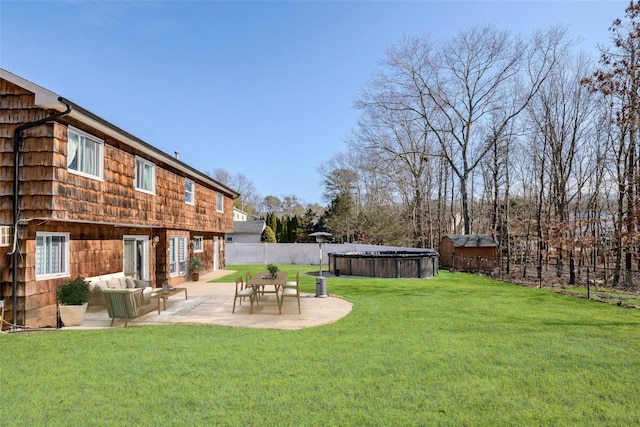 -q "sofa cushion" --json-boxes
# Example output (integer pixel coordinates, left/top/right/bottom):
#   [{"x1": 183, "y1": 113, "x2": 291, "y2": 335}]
[
  {"x1": 106, "y1": 278, "x2": 121, "y2": 289},
  {"x1": 92, "y1": 282, "x2": 106, "y2": 293},
  {"x1": 134, "y1": 279, "x2": 149, "y2": 288},
  {"x1": 125, "y1": 277, "x2": 136, "y2": 289}
]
